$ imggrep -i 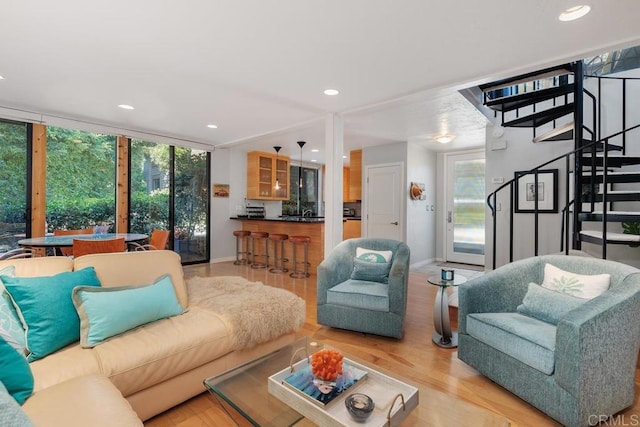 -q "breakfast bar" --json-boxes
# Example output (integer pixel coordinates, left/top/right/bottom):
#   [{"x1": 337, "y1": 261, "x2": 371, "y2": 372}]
[{"x1": 230, "y1": 217, "x2": 324, "y2": 274}]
